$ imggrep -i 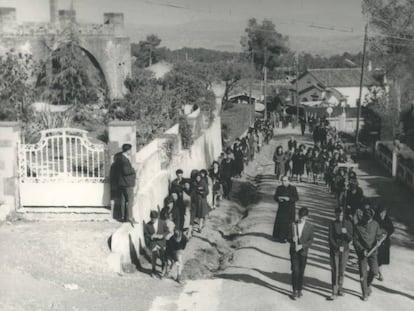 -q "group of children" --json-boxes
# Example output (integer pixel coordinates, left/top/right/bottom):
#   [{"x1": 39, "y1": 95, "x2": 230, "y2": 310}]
[{"x1": 143, "y1": 119, "x2": 273, "y2": 282}]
